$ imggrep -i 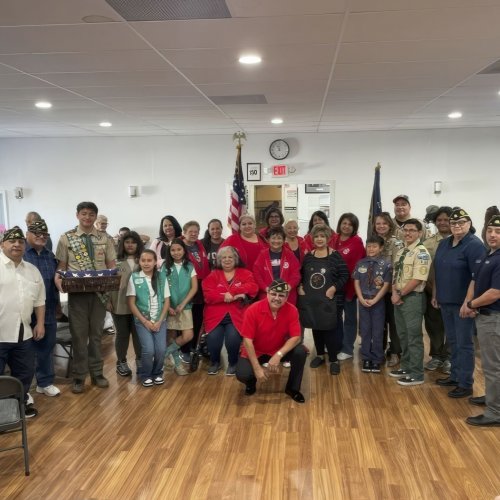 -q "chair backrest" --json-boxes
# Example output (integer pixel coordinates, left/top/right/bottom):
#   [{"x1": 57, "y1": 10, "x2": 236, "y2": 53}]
[{"x1": 0, "y1": 376, "x2": 24, "y2": 401}]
